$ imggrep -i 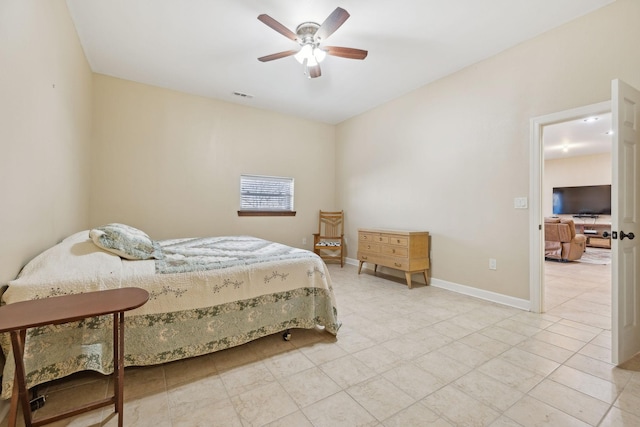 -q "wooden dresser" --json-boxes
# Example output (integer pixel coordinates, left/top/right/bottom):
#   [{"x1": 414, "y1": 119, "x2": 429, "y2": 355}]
[{"x1": 357, "y1": 228, "x2": 429, "y2": 289}]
